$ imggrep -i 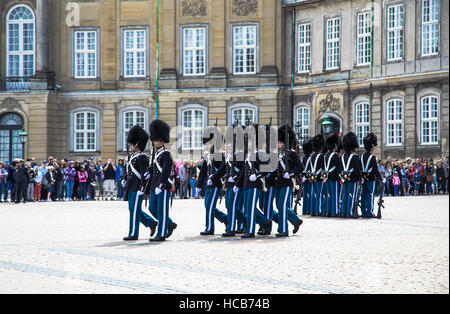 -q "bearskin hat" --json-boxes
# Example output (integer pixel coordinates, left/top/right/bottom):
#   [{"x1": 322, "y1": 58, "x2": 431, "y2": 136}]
[
  {"x1": 127, "y1": 125, "x2": 149, "y2": 151},
  {"x1": 363, "y1": 133, "x2": 378, "y2": 152},
  {"x1": 302, "y1": 138, "x2": 313, "y2": 156},
  {"x1": 326, "y1": 133, "x2": 339, "y2": 151},
  {"x1": 312, "y1": 134, "x2": 325, "y2": 153},
  {"x1": 278, "y1": 124, "x2": 297, "y2": 149},
  {"x1": 149, "y1": 119, "x2": 170, "y2": 143},
  {"x1": 343, "y1": 132, "x2": 359, "y2": 152}
]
